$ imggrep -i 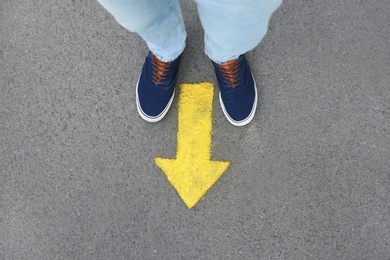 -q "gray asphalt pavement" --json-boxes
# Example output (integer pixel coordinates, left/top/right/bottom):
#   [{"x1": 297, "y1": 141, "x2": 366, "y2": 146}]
[{"x1": 2, "y1": 0, "x2": 390, "y2": 259}]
